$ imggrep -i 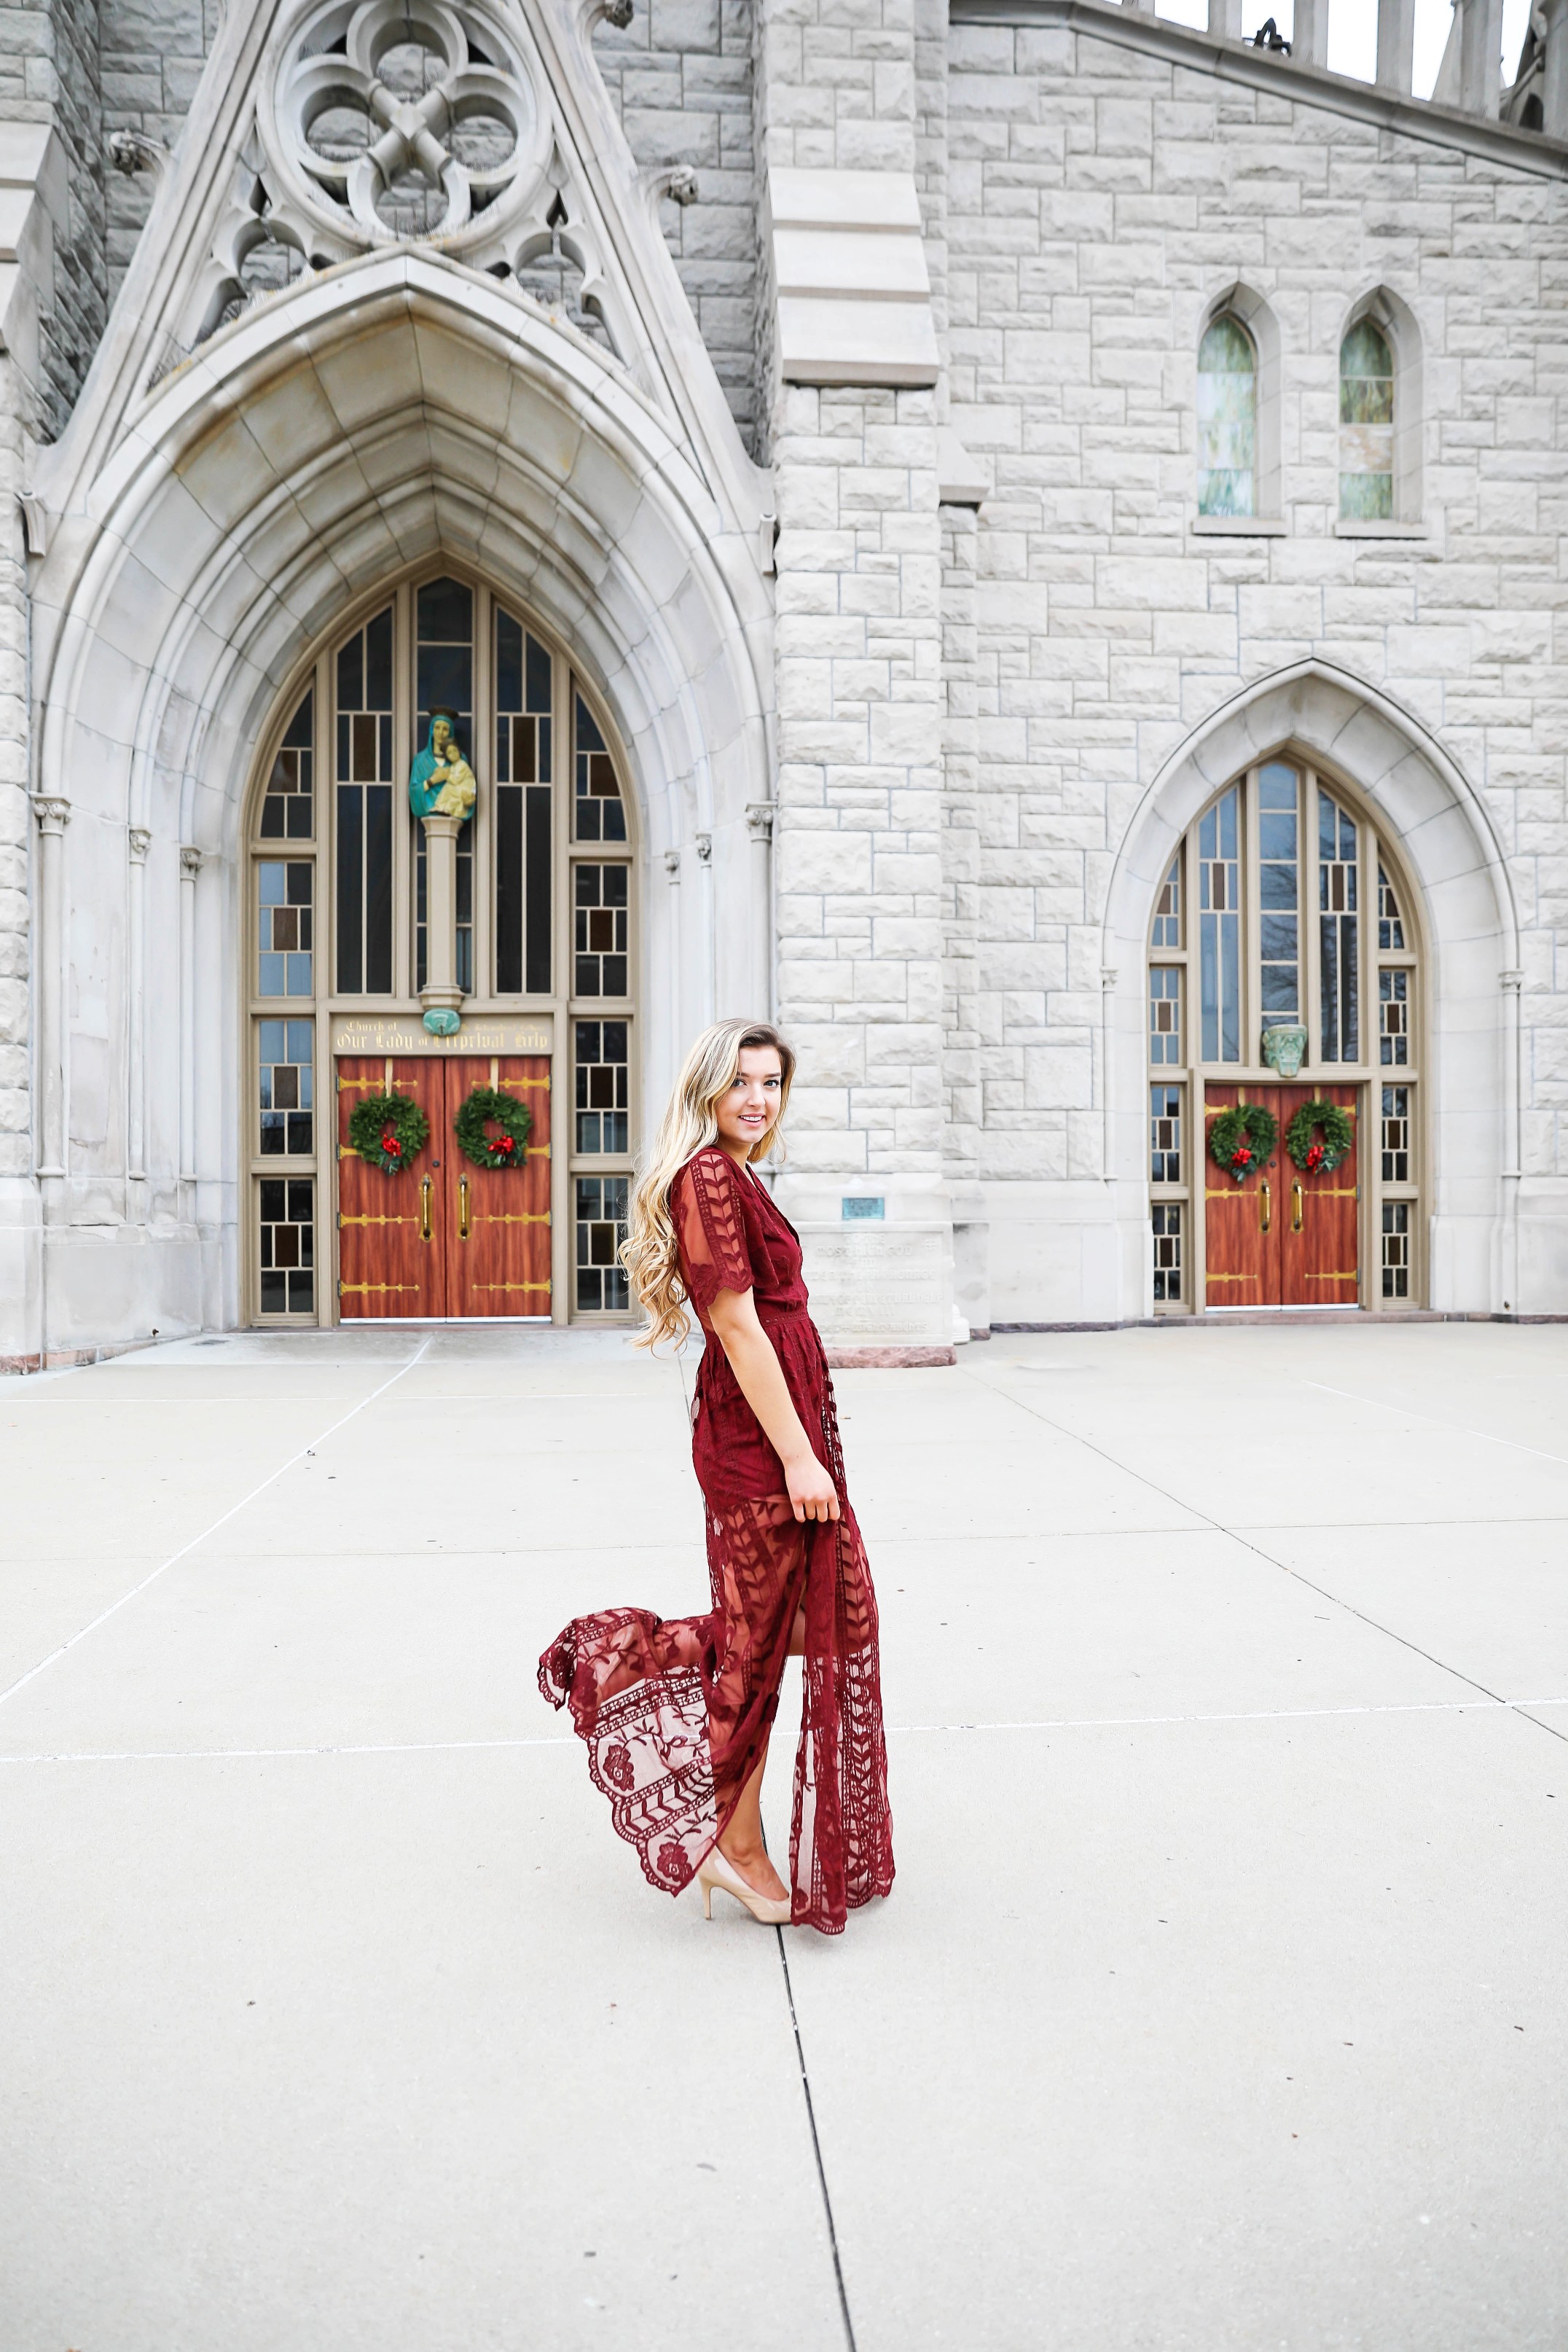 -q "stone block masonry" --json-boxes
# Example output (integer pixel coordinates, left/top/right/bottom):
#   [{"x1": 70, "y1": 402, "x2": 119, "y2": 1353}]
[{"x1": 4, "y1": 0, "x2": 106, "y2": 436}]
